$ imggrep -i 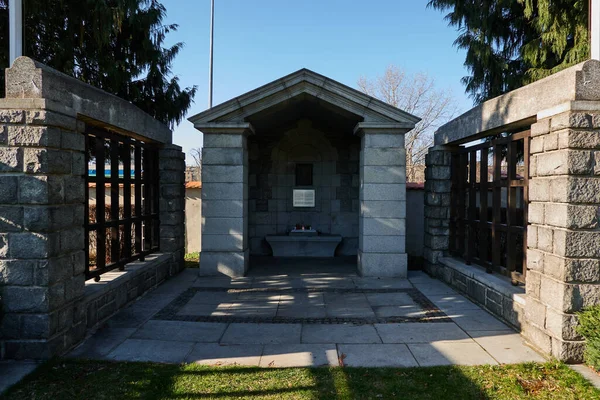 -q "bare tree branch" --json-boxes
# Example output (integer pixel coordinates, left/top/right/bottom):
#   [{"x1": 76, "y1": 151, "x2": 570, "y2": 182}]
[{"x1": 358, "y1": 65, "x2": 458, "y2": 182}]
